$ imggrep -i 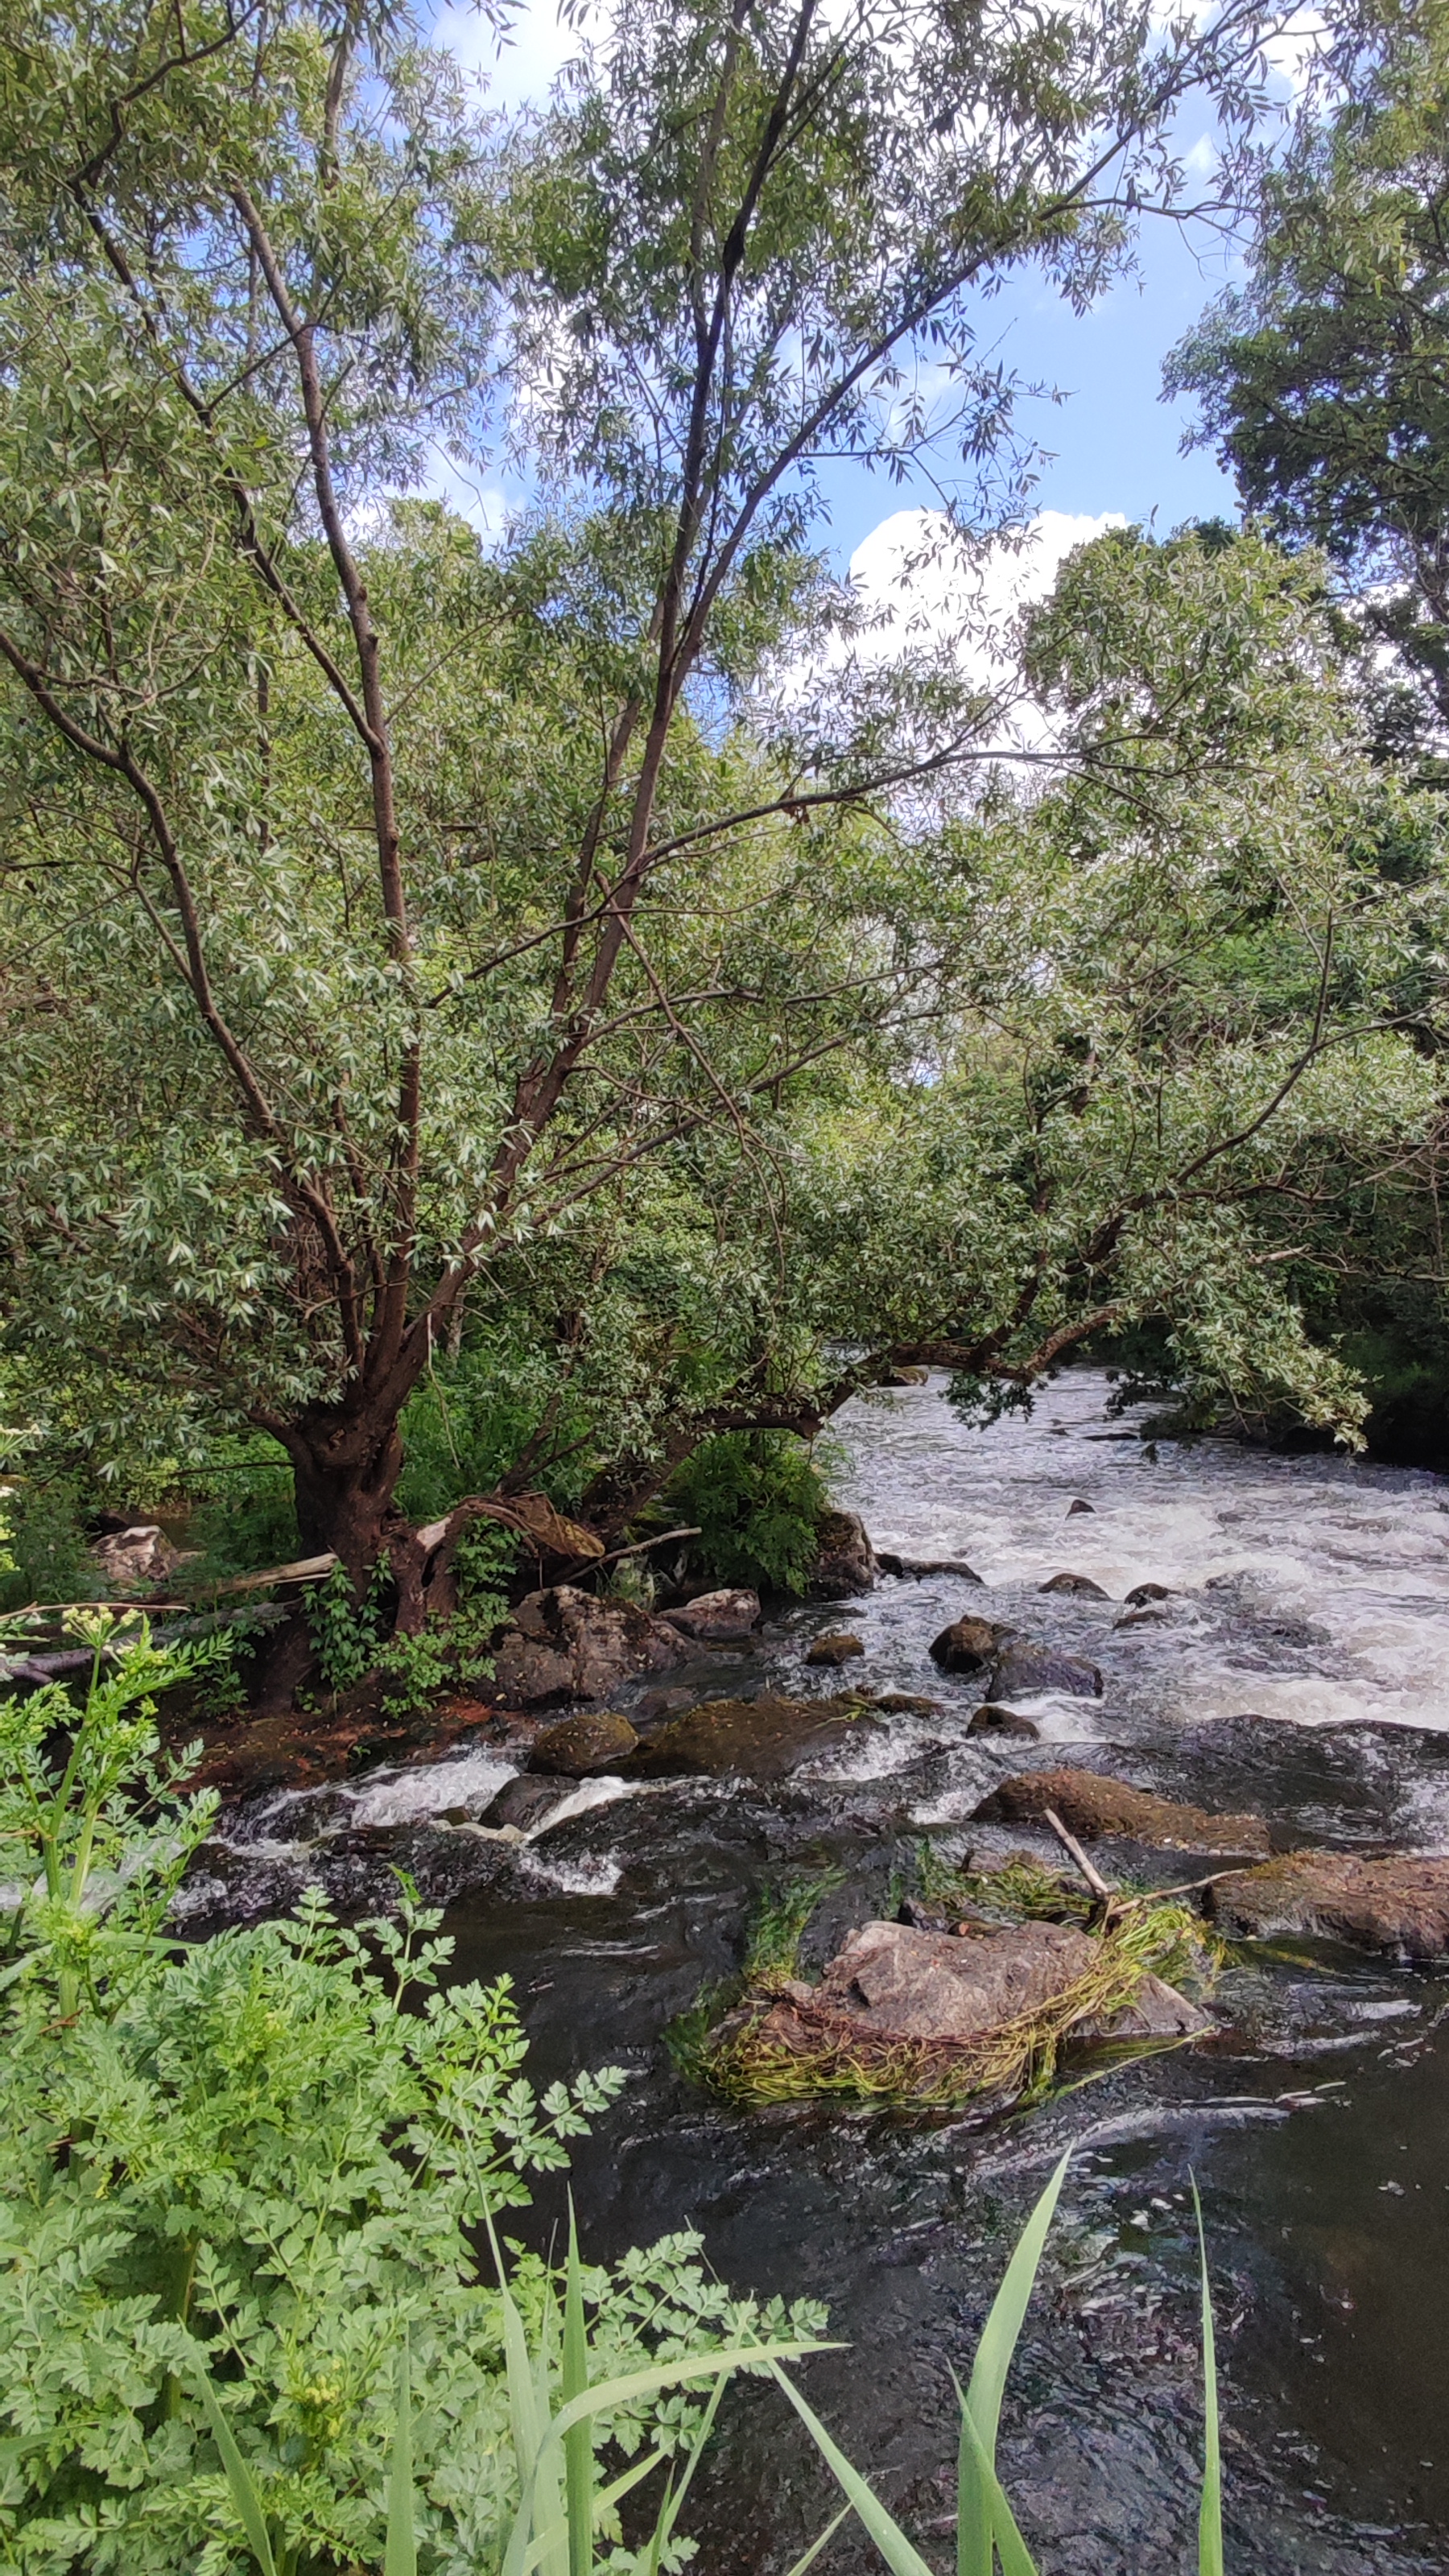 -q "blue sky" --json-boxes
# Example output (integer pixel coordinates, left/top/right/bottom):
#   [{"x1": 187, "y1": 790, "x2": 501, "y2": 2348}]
[{"x1": 431, "y1": 0, "x2": 1250, "y2": 576}]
